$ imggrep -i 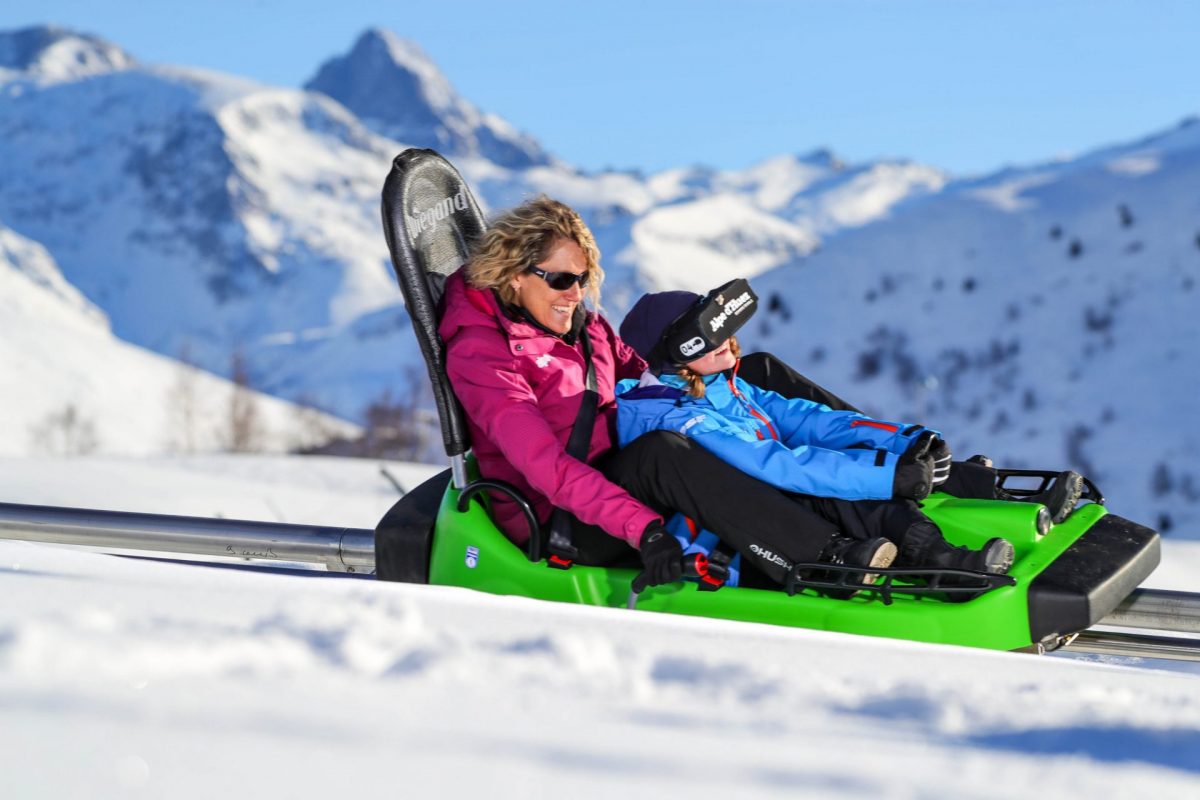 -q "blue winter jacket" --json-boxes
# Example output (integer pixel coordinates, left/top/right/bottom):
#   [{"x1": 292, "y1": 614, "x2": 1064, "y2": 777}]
[{"x1": 615, "y1": 366, "x2": 936, "y2": 502}]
